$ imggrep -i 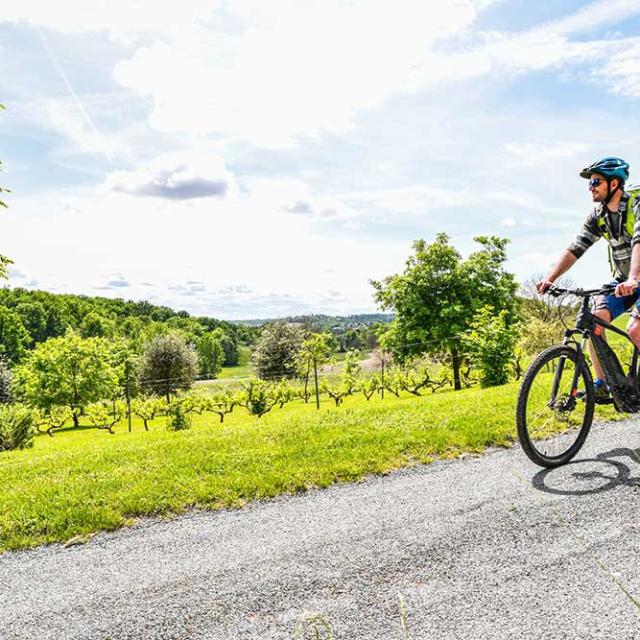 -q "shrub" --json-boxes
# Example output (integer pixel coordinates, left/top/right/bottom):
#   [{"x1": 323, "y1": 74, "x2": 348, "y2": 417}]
[
  {"x1": 240, "y1": 378, "x2": 278, "y2": 418},
  {"x1": 462, "y1": 306, "x2": 520, "y2": 388},
  {"x1": 0, "y1": 359, "x2": 11, "y2": 403},
  {"x1": 166, "y1": 402, "x2": 192, "y2": 431},
  {"x1": 204, "y1": 391, "x2": 238, "y2": 423},
  {"x1": 0, "y1": 404, "x2": 36, "y2": 451},
  {"x1": 85, "y1": 400, "x2": 125, "y2": 434}
]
